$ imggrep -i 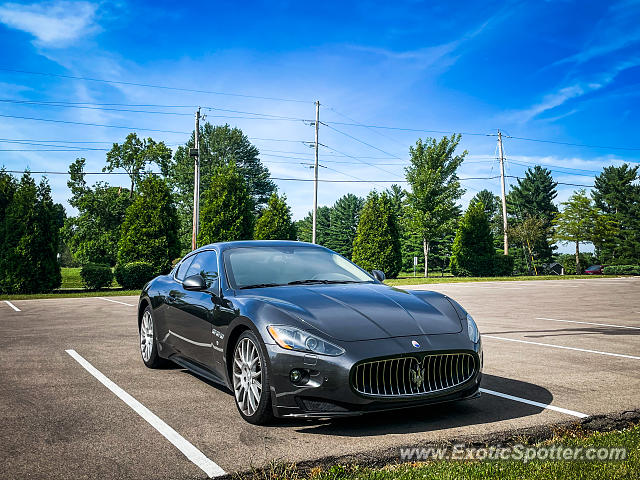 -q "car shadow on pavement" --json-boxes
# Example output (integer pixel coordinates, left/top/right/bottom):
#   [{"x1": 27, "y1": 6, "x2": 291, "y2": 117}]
[{"x1": 291, "y1": 374, "x2": 553, "y2": 436}]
